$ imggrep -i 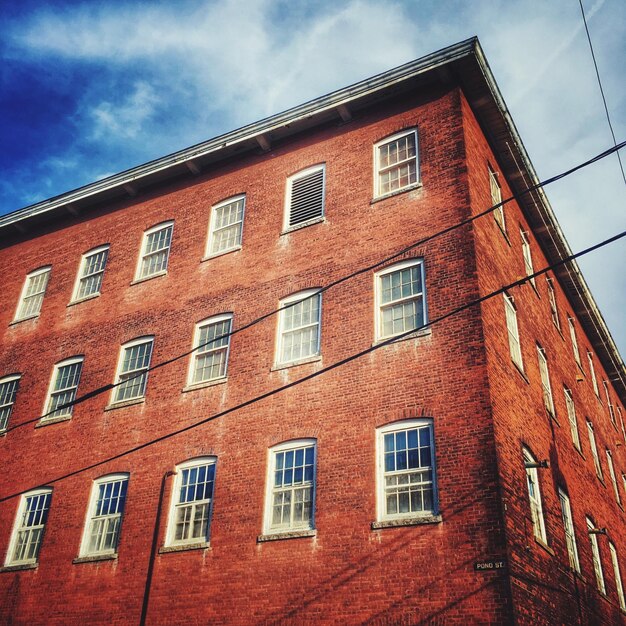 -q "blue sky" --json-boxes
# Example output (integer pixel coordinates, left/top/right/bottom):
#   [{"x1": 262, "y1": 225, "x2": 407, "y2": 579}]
[{"x1": 1, "y1": 0, "x2": 625, "y2": 354}]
